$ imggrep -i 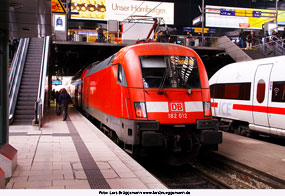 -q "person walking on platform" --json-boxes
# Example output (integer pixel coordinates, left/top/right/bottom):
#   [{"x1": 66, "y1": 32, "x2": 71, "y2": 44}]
[
  {"x1": 239, "y1": 29, "x2": 247, "y2": 48},
  {"x1": 59, "y1": 88, "x2": 72, "y2": 121},
  {"x1": 55, "y1": 90, "x2": 61, "y2": 115},
  {"x1": 97, "y1": 25, "x2": 104, "y2": 42}
]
